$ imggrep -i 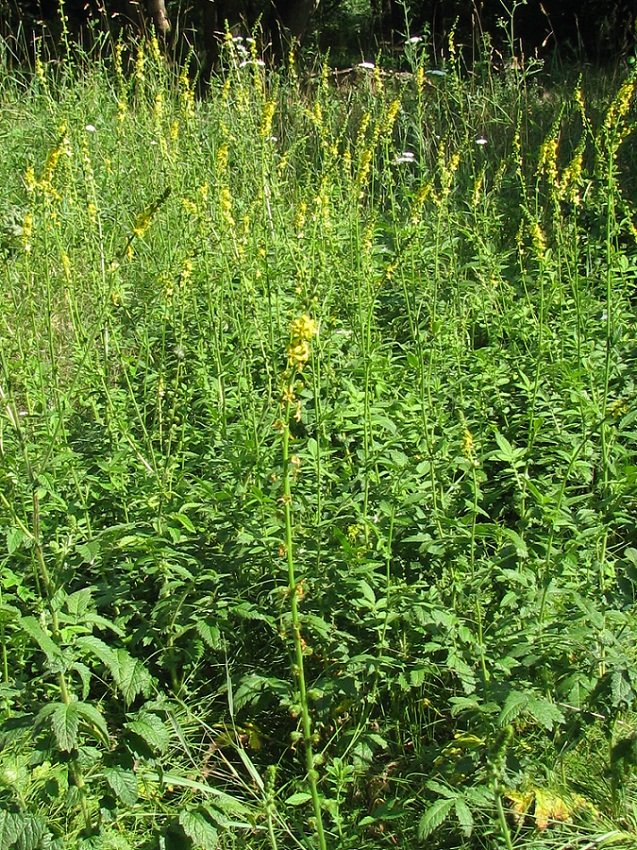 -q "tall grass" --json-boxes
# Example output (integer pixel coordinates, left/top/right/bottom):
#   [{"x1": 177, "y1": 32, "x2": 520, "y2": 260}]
[{"x1": 0, "y1": 31, "x2": 636, "y2": 850}]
